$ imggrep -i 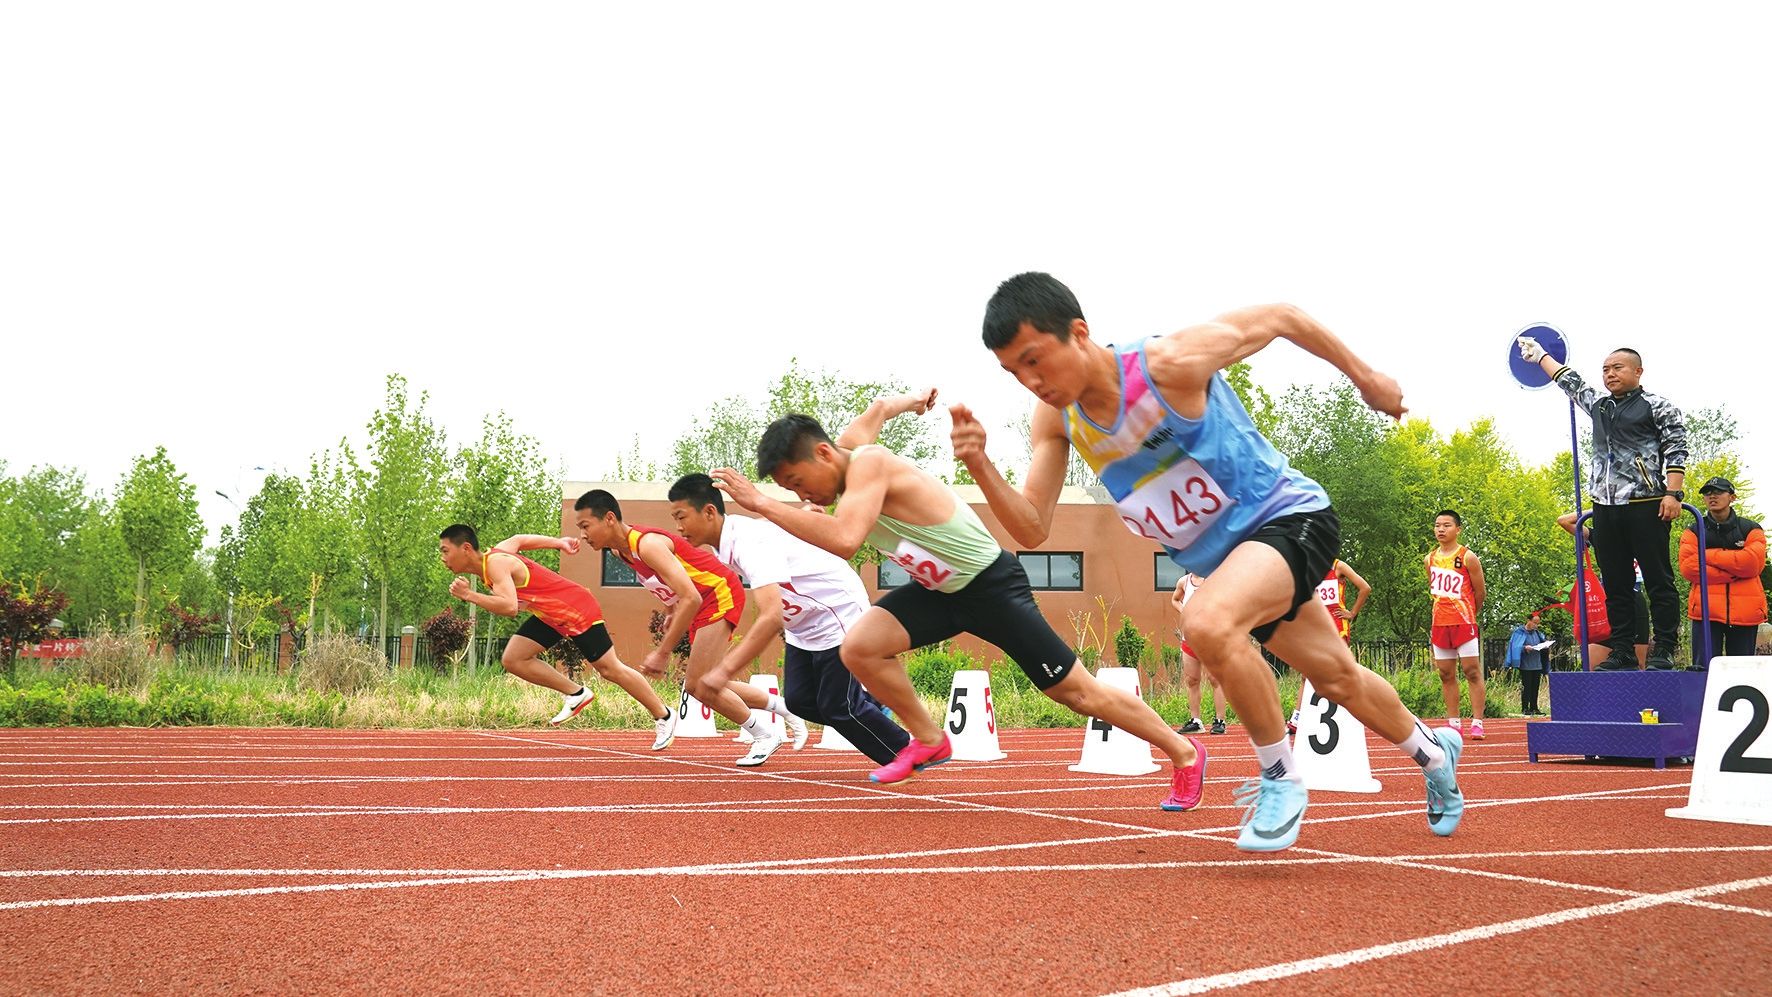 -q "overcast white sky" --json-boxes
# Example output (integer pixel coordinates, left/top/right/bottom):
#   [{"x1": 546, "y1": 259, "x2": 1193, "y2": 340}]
[{"x1": 3, "y1": 3, "x2": 1766, "y2": 542}]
